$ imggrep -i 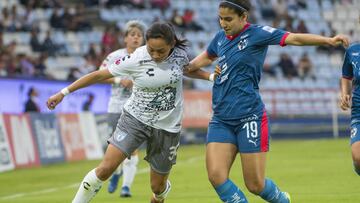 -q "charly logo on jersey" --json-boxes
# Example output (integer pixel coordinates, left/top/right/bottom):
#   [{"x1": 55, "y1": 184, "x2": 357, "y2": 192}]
[
  {"x1": 115, "y1": 55, "x2": 131, "y2": 65},
  {"x1": 238, "y1": 39, "x2": 248, "y2": 50},
  {"x1": 351, "y1": 127, "x2": 357, "y2": 138},
  {"x1": 148, "y1": 87, "x2": 176, "y2": 111}
]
